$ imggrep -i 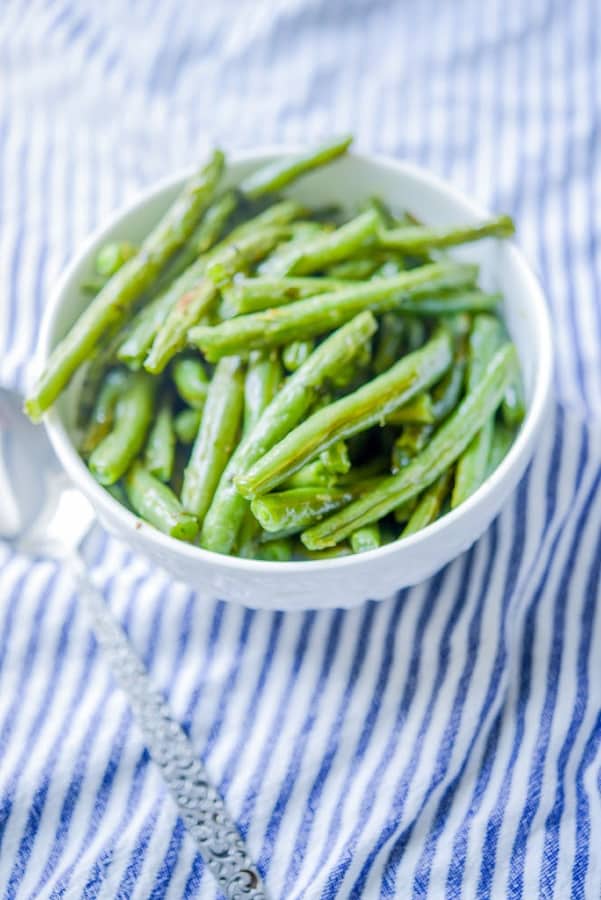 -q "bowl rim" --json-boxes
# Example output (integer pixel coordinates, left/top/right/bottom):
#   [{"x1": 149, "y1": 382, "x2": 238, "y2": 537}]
[{"x1": 40, "y1": 146, "x2": 553, "y2": 573}]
